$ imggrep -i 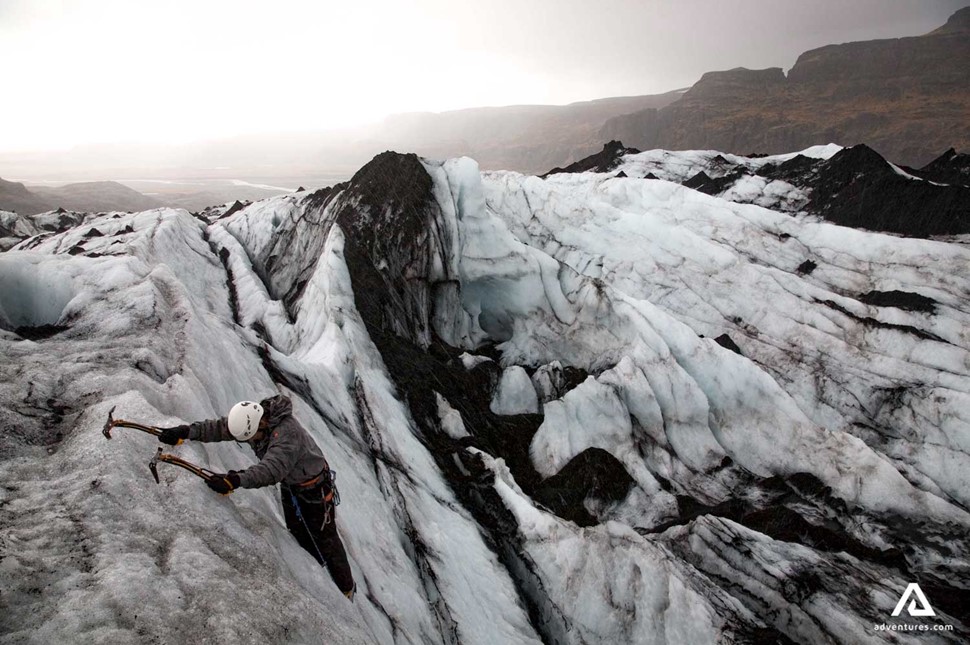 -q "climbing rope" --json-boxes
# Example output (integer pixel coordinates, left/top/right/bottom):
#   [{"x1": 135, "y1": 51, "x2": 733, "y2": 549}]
[{"x1": 289, "y1": 488, "x2": 329, "y2": 568}]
